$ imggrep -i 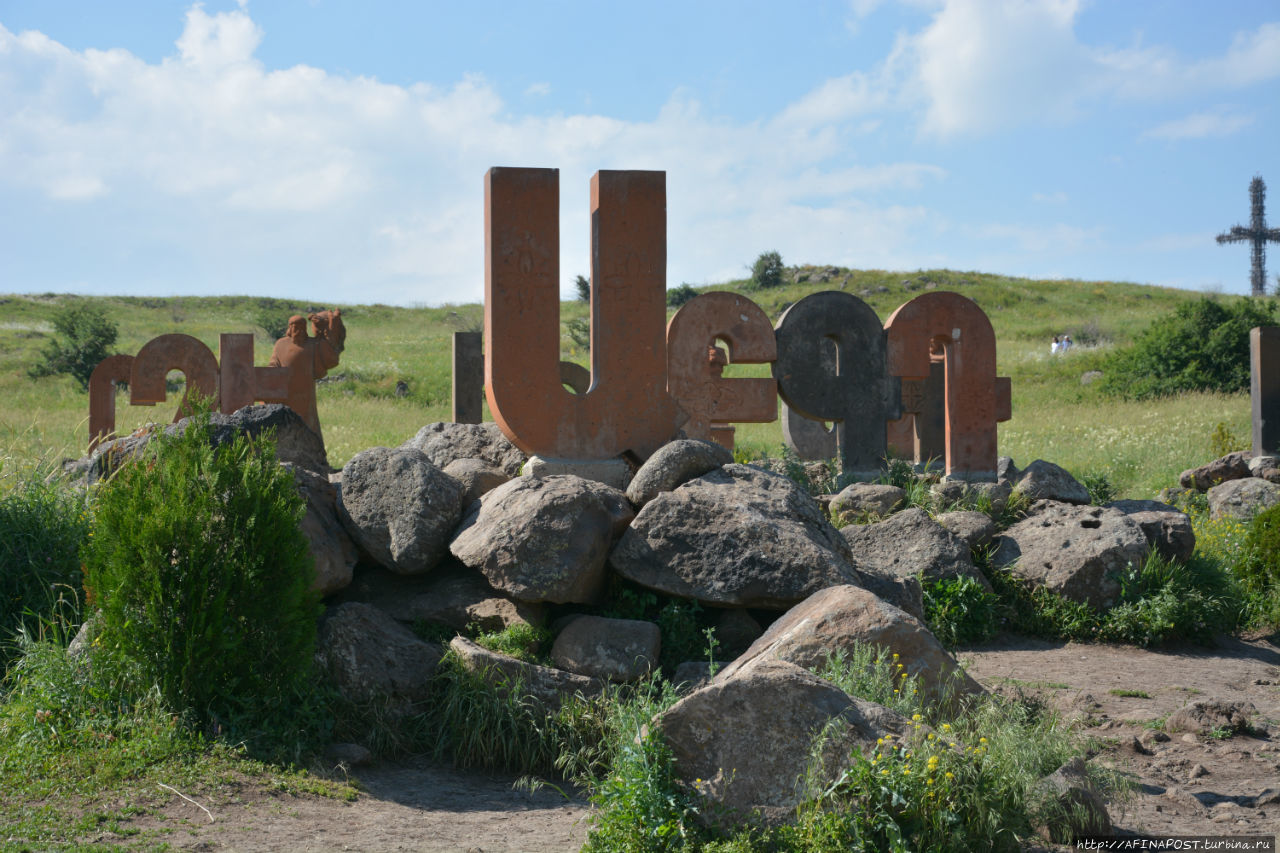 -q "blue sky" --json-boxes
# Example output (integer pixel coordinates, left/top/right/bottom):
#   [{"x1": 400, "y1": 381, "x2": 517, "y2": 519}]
[{"x1": 2, "y1": 0, "x2": 1278, "y2": 306}]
